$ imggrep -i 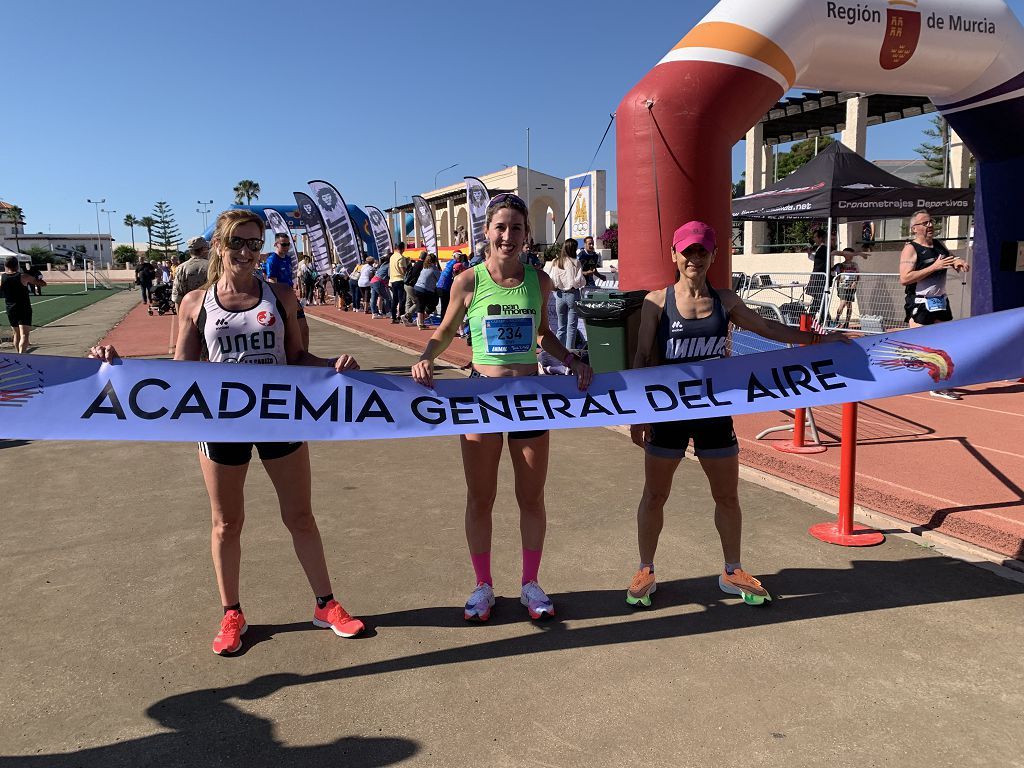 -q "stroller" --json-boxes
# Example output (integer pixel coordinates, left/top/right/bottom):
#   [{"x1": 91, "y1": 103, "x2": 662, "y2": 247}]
[{"x1": 148, "y1": 283, "x2": 175, "y2": 316}]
